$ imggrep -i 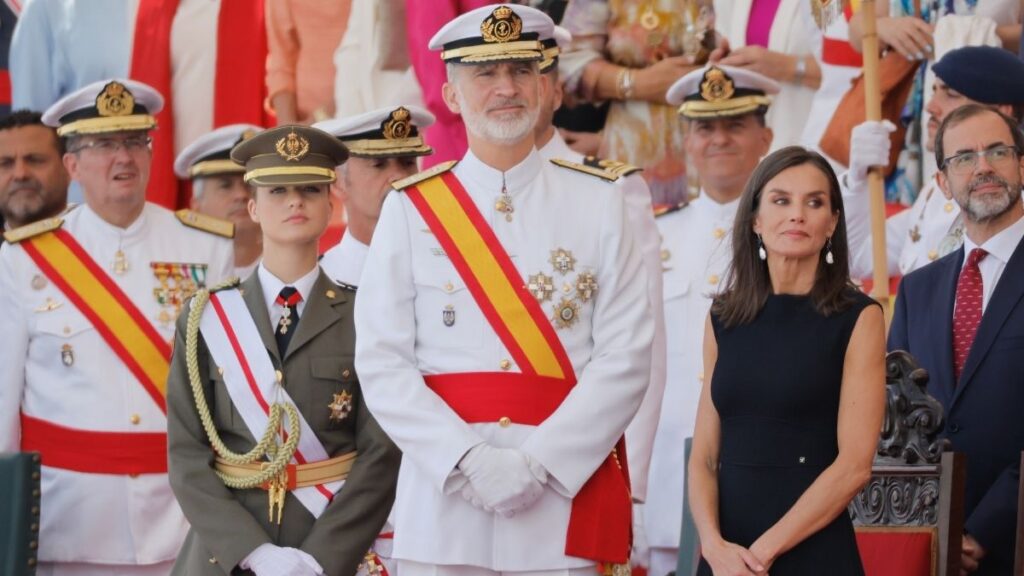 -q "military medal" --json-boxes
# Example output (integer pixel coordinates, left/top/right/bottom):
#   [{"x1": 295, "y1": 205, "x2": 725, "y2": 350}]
[
  {"x1": 495, "y1": 184, "x2": 514, "y2": 222},
  {"x1": 443, "y1": 304, "x2": 456, "y2": 327},
  {"x1": 61, "y1": 344, "x2": 74, "y2": 367},
  {"x1": 278, "y1": 306, "x2": 294, "y2": 334},
  {"x1": 33, "y1": 298, "x2": 63, "y2": 313},
  {"x1": 553, "y1": 298, "x2": 580, "y2": 329},
  {"x1": 944, "y1": 202, "x2": 954, "y2": 213},
  {"x1": 31, "y1": 274, "x2": 47, "y2": 290},
  {"x1": 328, "y1": 391, "x2": 354, "y2": 422},
  {"x1": 575, "y1": 271, "x2": 598, "y2": 302},
  {"x1": 527, "y1": 272, "x2": 555, "y2": 302},
  {"x1": 909, "y1": 225, "x2": 921, "y2": 243},
  {"x1": 550, "y1": 248, "x2": 576, "y2": 275},
  {"x1": 113, "y1": 249, "x2": 129, "y2": 275}
]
